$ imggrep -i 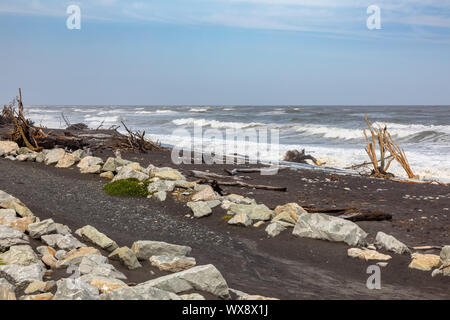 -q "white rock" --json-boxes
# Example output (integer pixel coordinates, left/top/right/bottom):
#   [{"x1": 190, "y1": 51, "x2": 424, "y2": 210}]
[
  {"x1": 53, "y1": 278, "x2": 100, "y2": 300},
  {"x1": 0, "y1": 225, "x2": 29, "y2": 250},
  {"x1": 99, "y1": 285, "x2": 180, "y2": 300},
  {"x1": 375, "y1": 232, "x2": 410, "y2": 255},
  {"x1": 227, "y1": 213, "x2": 252, "y2": 227},
  {"x1": 112, "y1": 167, "x2": 149, "y2": 182},
  {"x1": 27, "y1": 219, "x2": 57, "y2": 239},
  {"x1": 131, "y1": 240, "x2": 191, "y2": 260},
  {"x1": 0, "y1": 264, "x2": 44, "y2": 283},
  {"x1": 0, "y1": 245, "x2": 41, "y2": 266},
  {"x1": 0, "y1": 190, "x2": 34, "y2": 218},
  {"x1": 44, "y1": 148, "x2": 65, "y2": 165},
  {"x1": 75, "y1": 225, "x2": 118, "y2": 252},
  {"x1": 265, "y1": 222, "x2": 286, "y2": 237},
  {"x1": 187, "y1": 201, "x2": 212, "y2": 218}
]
